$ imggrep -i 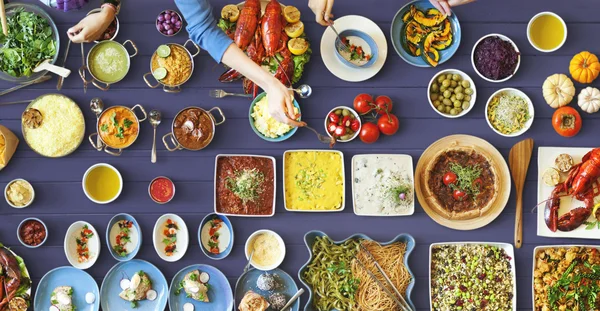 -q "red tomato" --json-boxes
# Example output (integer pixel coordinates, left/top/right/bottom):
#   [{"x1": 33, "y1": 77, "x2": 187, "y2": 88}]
[
  {"x1": 377, "y1": 114, "x2": 400, "y2": 135},
  {"x1": 375, "y1": 95, "x2": 393, "y2": 114},
  {"x1": 350, "y1": 119, "x2": 361, "y2": 132},
  {"x1": 334, "y1": 125, "x2": 346, "y2": 136},
  {"x1": 473, "y1": 178, "x2": 483, "y2": 189},
  {"x1": 443, "y1": 172, "x2": 457, "y2": 186},
  {"x1": 327, "y1": 122, "x2": 338, "y2": 133},
  {"x1": 359, "y1": 122, "x2": 380, "y2": 144},
  {"x1": 552, "y1": 106, "x2": 582, "y2": 137},
  {"x1": 328, "y1": 112, "x2": 340, "y2": 124},
  {"x1": 341, "y1": 116, "x2": 352, "y2": 127},
  {"x1": 353, "y1": 93, "x2": 374, "y2": 115},
  {"x1": 453, "y1": 189, "x2": 467, "y2": 201}
]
